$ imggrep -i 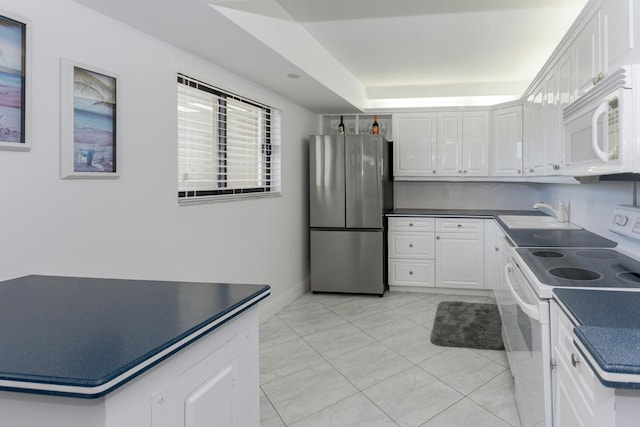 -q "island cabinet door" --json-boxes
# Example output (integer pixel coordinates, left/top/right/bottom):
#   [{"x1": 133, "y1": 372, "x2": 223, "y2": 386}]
[{"x1": 150, "y1": 316, "x2": 259, "y2": 427}]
